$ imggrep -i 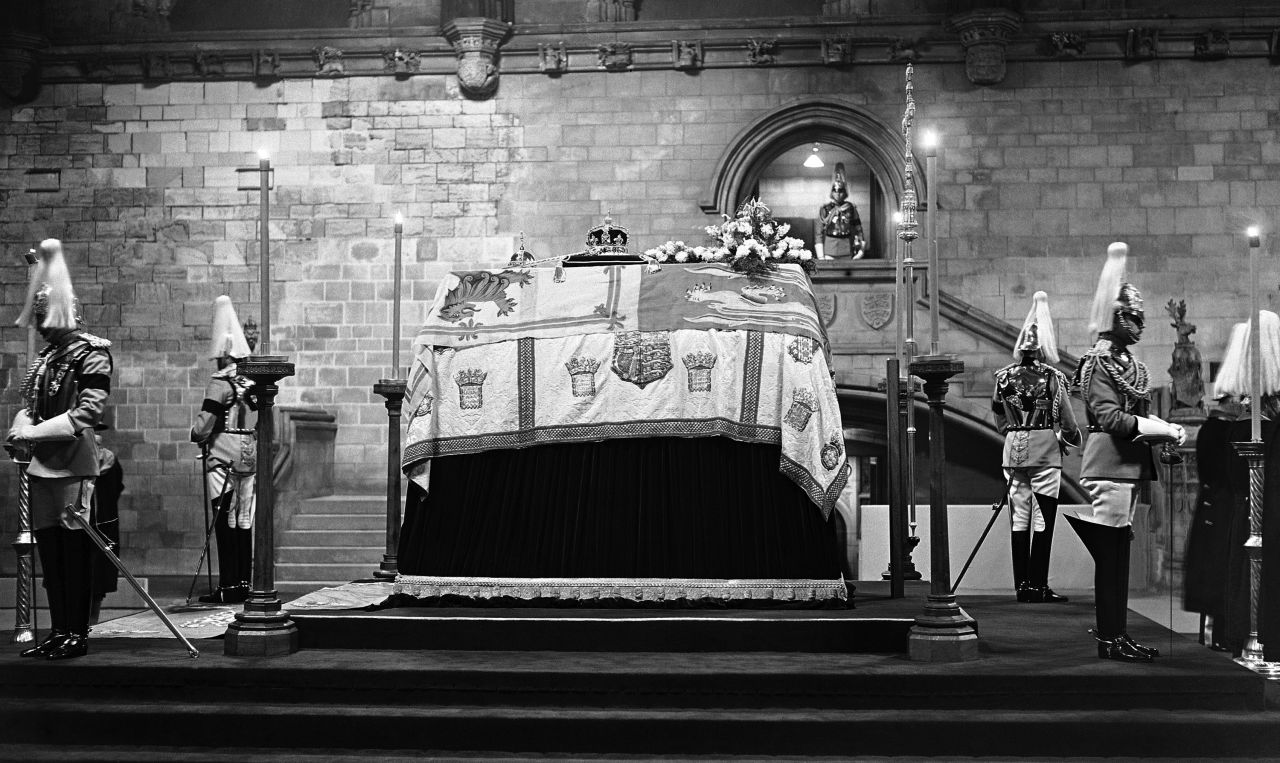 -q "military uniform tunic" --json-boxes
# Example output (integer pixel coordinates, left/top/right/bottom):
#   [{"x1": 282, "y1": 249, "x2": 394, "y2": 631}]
[{"x1": 190, "y1": 364, "x2": 257, "y2": 529}]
